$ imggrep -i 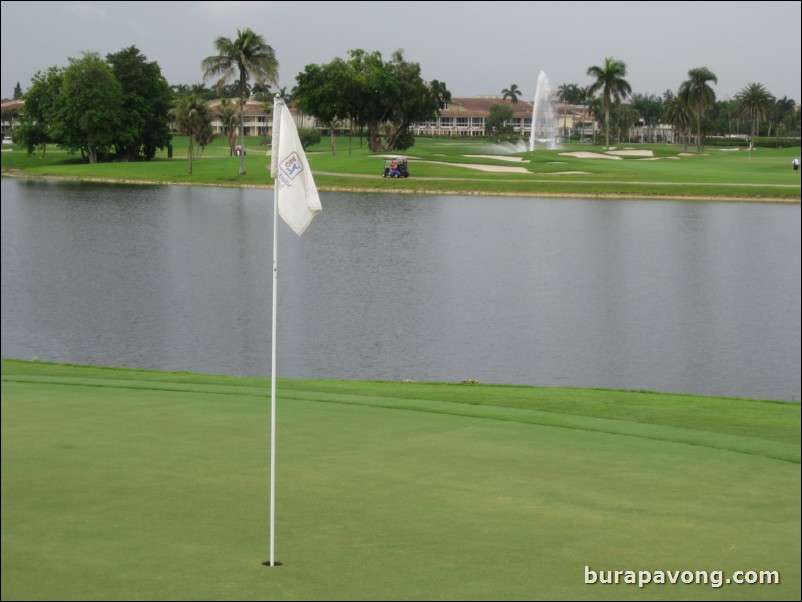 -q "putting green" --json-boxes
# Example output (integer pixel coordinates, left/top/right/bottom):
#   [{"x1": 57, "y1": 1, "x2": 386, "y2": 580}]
[{"x1": 2, "y1": 361, "x2": 799, "y2": 600}]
